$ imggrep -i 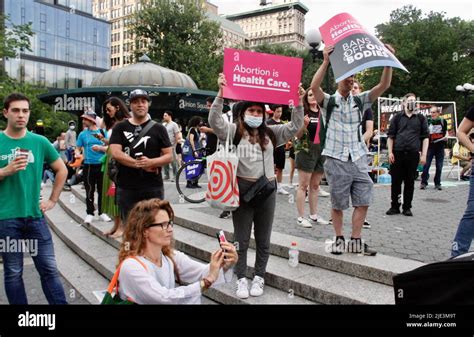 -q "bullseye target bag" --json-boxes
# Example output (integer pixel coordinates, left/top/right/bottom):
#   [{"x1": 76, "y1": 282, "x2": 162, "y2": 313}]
[{"x1": 205, "y1": 126, "x2": 240, "y2": 211}]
